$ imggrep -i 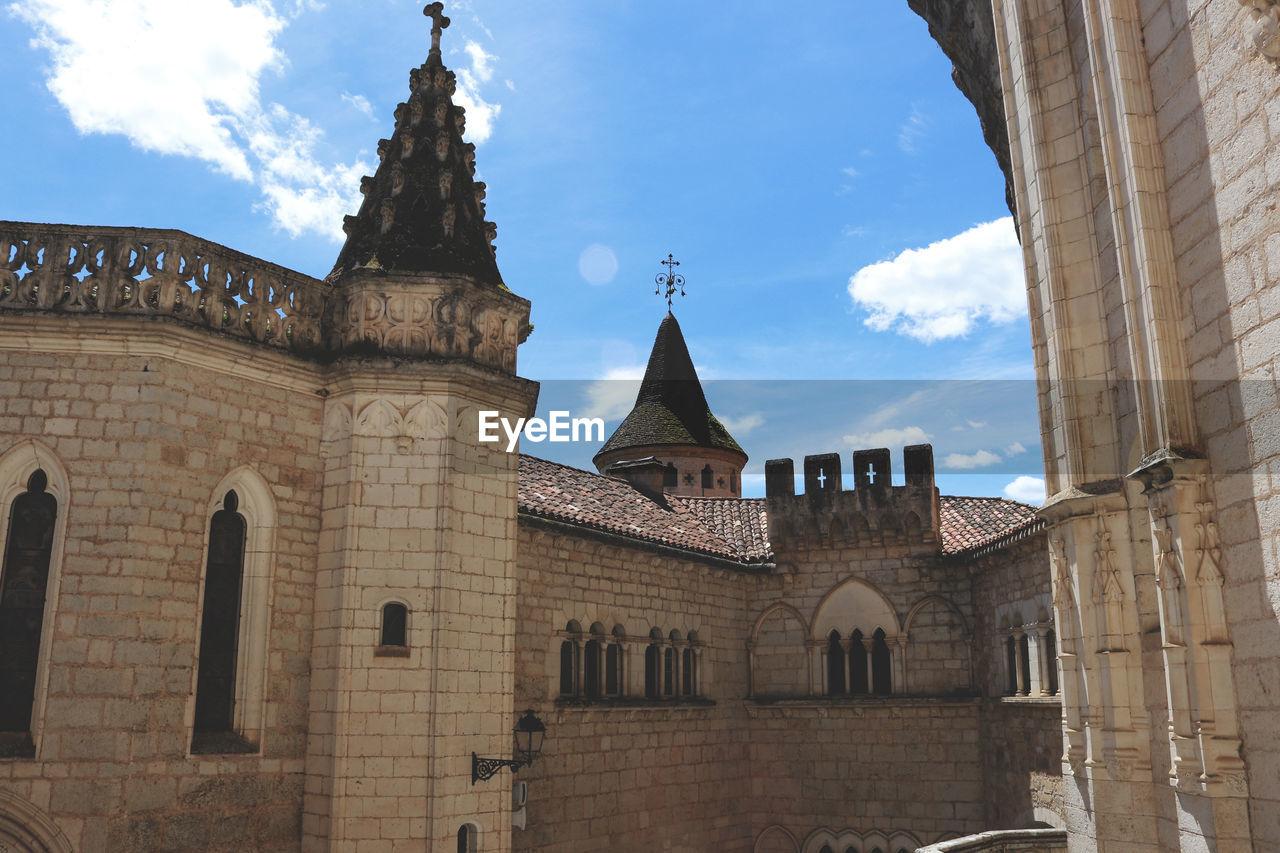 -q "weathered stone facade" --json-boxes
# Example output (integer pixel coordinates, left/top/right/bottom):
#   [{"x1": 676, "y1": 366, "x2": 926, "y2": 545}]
[{"x1": 0, "y1": 0, "x2": 1275, "y2": 851}]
